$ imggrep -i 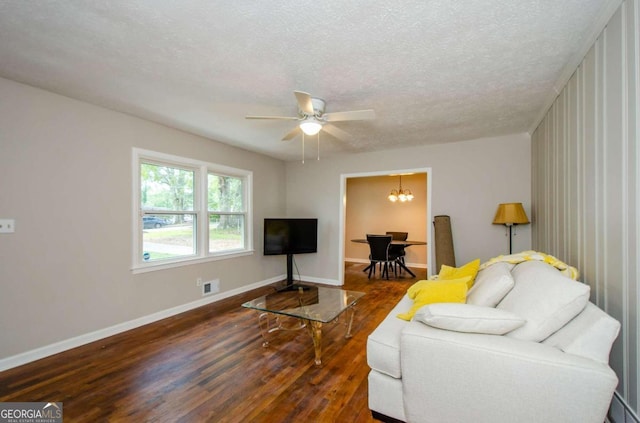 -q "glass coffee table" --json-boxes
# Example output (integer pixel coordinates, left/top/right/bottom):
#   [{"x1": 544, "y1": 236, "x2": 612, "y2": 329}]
[{"x1": 242, "y1": 285, "x2": 365, "y2": 365}]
